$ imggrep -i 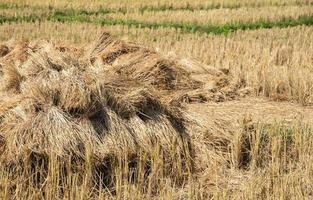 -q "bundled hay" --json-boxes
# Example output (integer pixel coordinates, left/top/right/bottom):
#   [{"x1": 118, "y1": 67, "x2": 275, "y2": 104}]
[
  {"x1": 0, "y1": 32, "x2": 247, "y2": 196},
  {"x1": 0, "y1": 33, "x2": 196, "y2": 189},
  {"x1": 88, "y1": 33, "x2": 247, "y2": 104},
  {"x1": 88, "y1": 32, "x2": 201, "y2": 92}
]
